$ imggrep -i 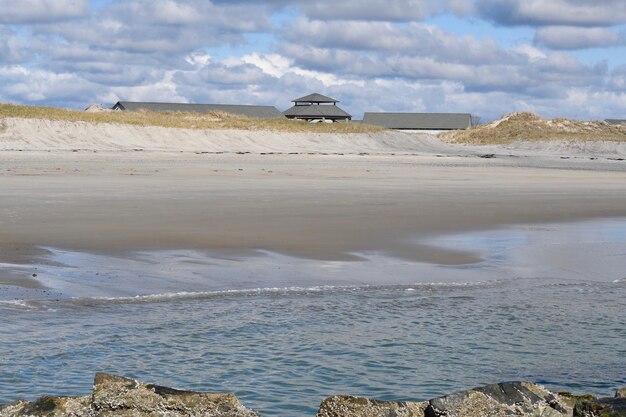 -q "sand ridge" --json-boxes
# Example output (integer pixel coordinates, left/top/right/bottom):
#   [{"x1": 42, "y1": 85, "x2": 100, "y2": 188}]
[{"x1": 0, "y1": 117, "x2": 448, "y2": 154}]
